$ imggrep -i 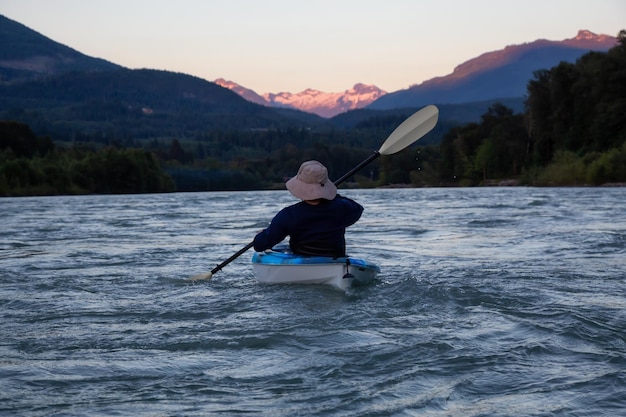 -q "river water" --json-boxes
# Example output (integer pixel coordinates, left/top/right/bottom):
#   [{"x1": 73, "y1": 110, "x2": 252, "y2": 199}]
[{"x1": 1, "y1": 187, "x2": 625, "y2": 416}]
